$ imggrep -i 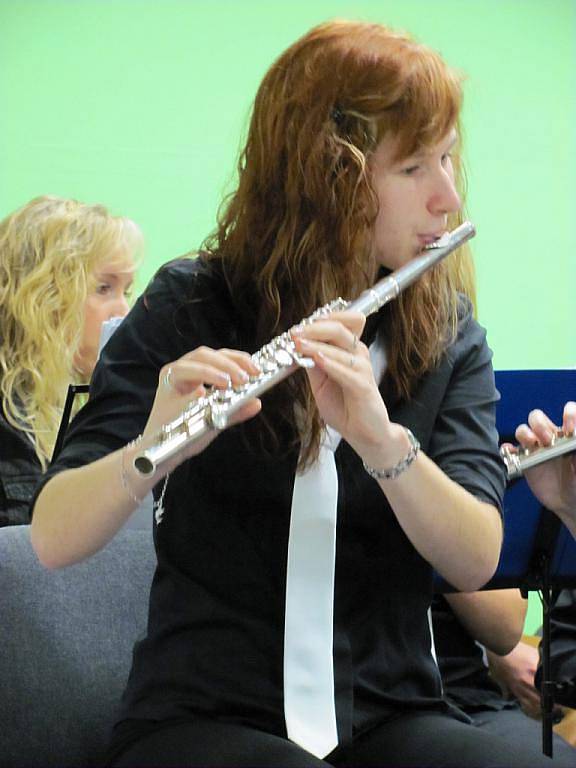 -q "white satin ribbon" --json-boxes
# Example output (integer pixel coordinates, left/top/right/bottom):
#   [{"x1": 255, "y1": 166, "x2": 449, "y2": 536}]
[
  {"x1": 283, "y1": 338, "x2": 387, "y2": 758},
  {"x1": 284, "y1": 426, "x2": 340, "y2": 757}
]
